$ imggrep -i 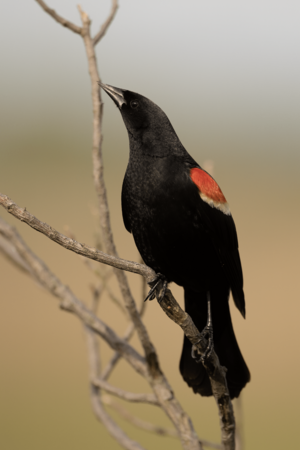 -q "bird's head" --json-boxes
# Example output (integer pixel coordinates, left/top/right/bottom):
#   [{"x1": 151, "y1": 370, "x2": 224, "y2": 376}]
[{"x1": 100, "y1": 83, "x2": 183, "y2": 157}]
